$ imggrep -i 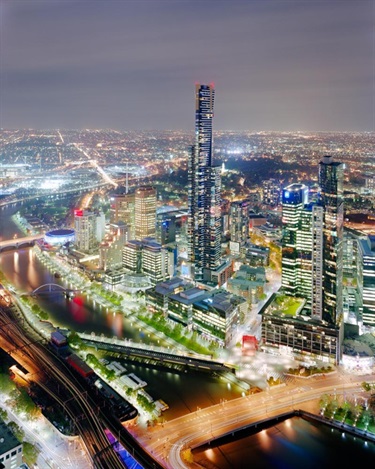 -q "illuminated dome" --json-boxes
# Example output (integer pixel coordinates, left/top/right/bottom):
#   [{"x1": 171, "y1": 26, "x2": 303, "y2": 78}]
[{"x1": 44, "y1": 228, "x2": 75, "y2": 246}]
